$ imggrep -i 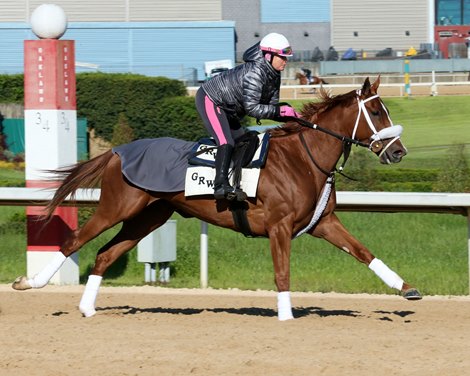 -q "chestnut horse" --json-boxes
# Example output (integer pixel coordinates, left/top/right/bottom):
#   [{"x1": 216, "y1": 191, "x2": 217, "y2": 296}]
[
  {"x1": 13, "y1": 77, "x2": 421, "y2": 321},
  {"x1": 295, "y1": 72, "x2": 328, "y2": 86}
]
